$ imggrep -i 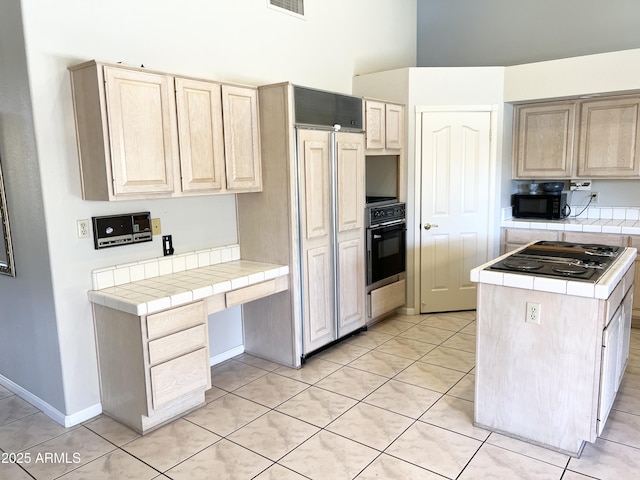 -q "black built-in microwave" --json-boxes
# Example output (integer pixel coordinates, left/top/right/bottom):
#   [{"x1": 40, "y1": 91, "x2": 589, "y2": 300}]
[{"x1": 512, "y1": 193, "x2": 569, "y2": 219}]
